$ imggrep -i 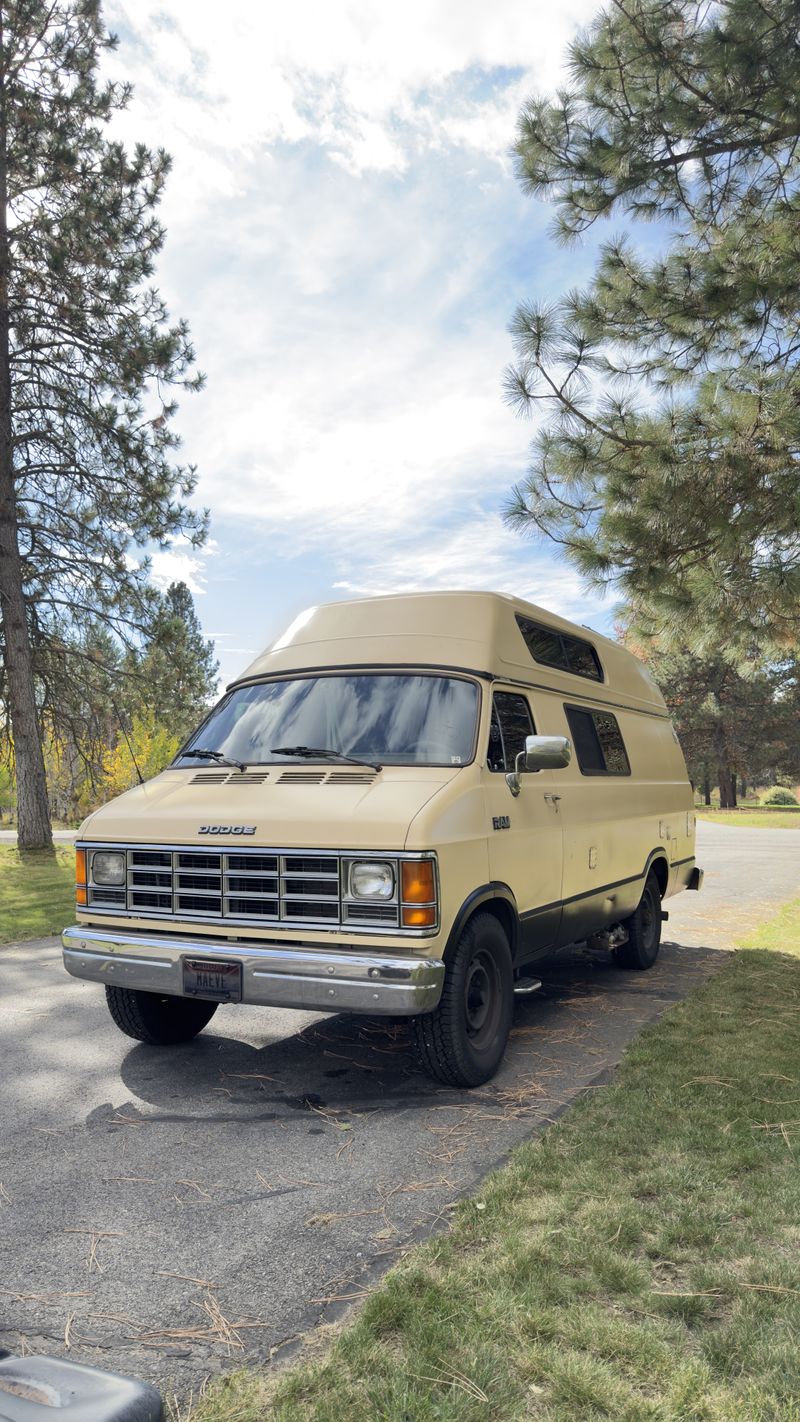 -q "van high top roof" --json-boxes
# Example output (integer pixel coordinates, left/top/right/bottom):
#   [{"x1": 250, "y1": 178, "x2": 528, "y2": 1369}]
[{"x1": 233, "y1": 590, "x2": 667, "y2": 716}]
